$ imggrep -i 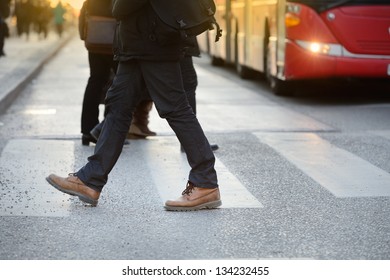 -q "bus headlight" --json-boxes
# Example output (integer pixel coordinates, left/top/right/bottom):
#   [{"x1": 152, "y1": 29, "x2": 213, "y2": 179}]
[
  {"x1": 296, "y1": 40, "x2": 343, "y2": 56},
  {"x1": 308, "y1": 42, "x2": 329, "y2": 53}
]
